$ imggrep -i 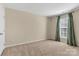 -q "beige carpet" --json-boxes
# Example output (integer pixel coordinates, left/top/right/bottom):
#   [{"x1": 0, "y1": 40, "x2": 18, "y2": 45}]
[{"x1": 2, "y1": 40, "x2": 79, "y2": 56}]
